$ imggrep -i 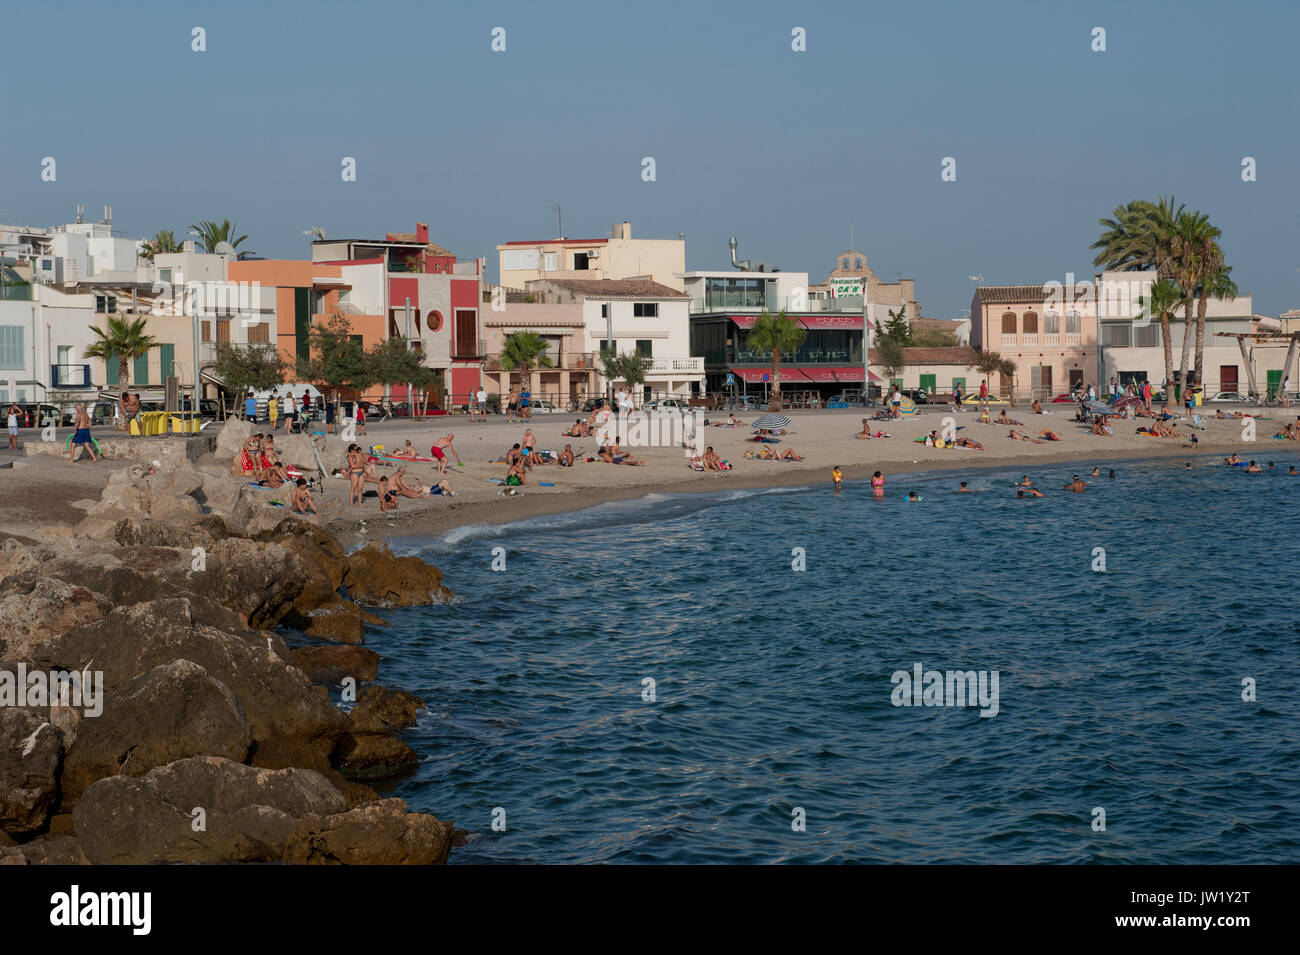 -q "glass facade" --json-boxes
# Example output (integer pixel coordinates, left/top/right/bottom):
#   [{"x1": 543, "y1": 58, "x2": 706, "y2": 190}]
[{"x1": 702, "y1": 277, "x2": 773, "y2": 310}]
